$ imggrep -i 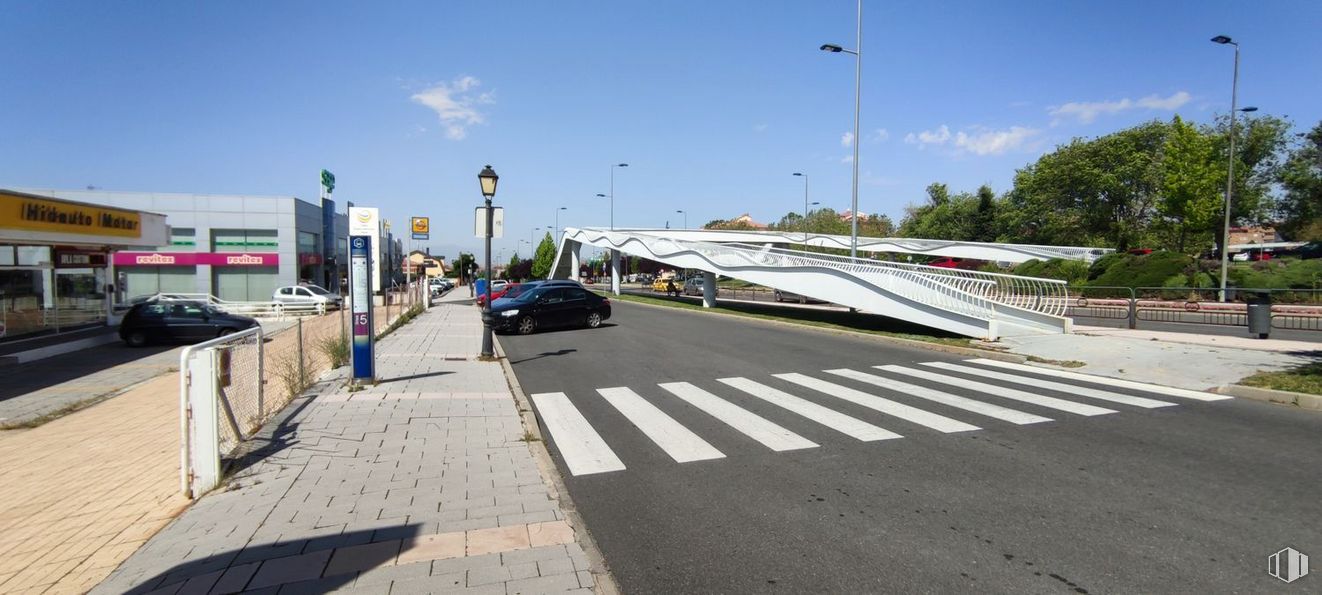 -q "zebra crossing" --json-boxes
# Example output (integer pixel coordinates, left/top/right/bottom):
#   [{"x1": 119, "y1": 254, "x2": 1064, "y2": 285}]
[{"x1": 529, "y1": 358, "x2": 1232, "y2": 477}]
